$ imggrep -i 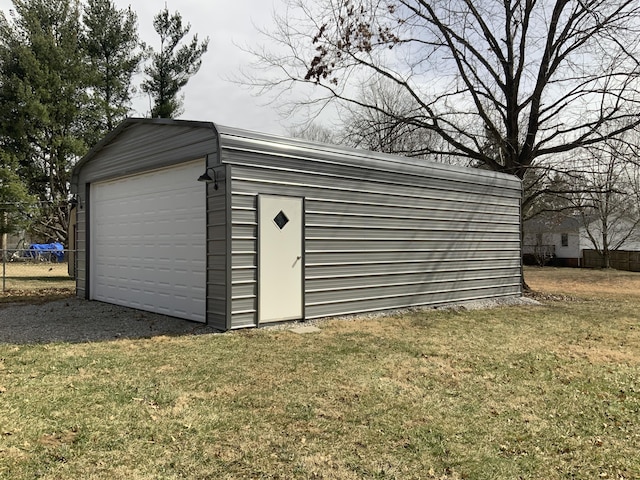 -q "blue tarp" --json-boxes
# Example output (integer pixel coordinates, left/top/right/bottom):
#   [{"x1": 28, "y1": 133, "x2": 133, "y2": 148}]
[{"x1": 28, "y1": 243, "x2": 65, "y2": 262}]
